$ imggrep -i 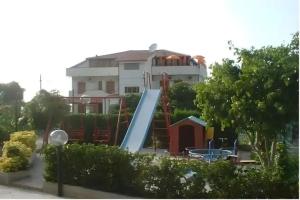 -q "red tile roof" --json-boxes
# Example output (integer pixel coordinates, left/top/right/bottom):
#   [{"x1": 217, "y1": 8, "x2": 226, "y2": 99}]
[{"x1": 88, "y1": 49, "x2": 189, "y2": 62}]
